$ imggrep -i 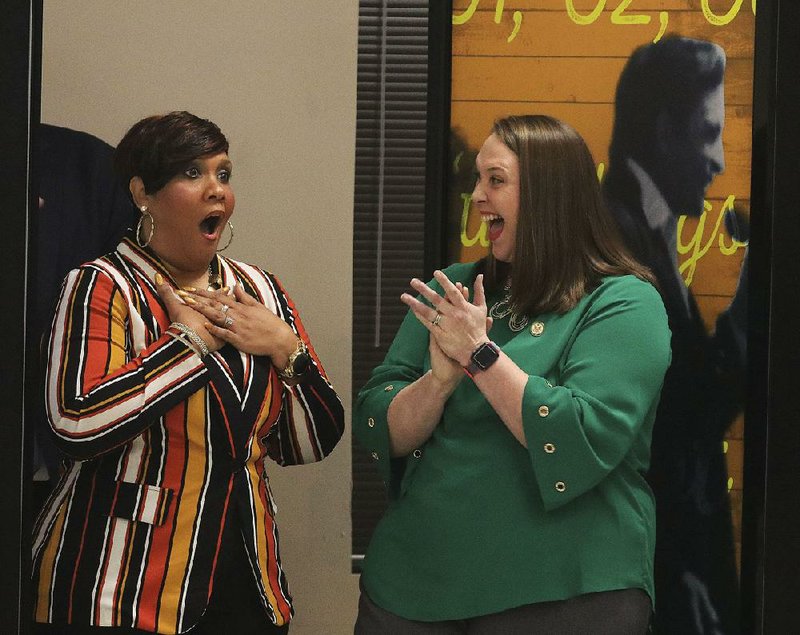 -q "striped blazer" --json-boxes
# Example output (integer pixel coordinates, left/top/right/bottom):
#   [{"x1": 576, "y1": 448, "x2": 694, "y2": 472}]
[{"x1": 32, "y1": 237, "x2": 344, "y2": 633}]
